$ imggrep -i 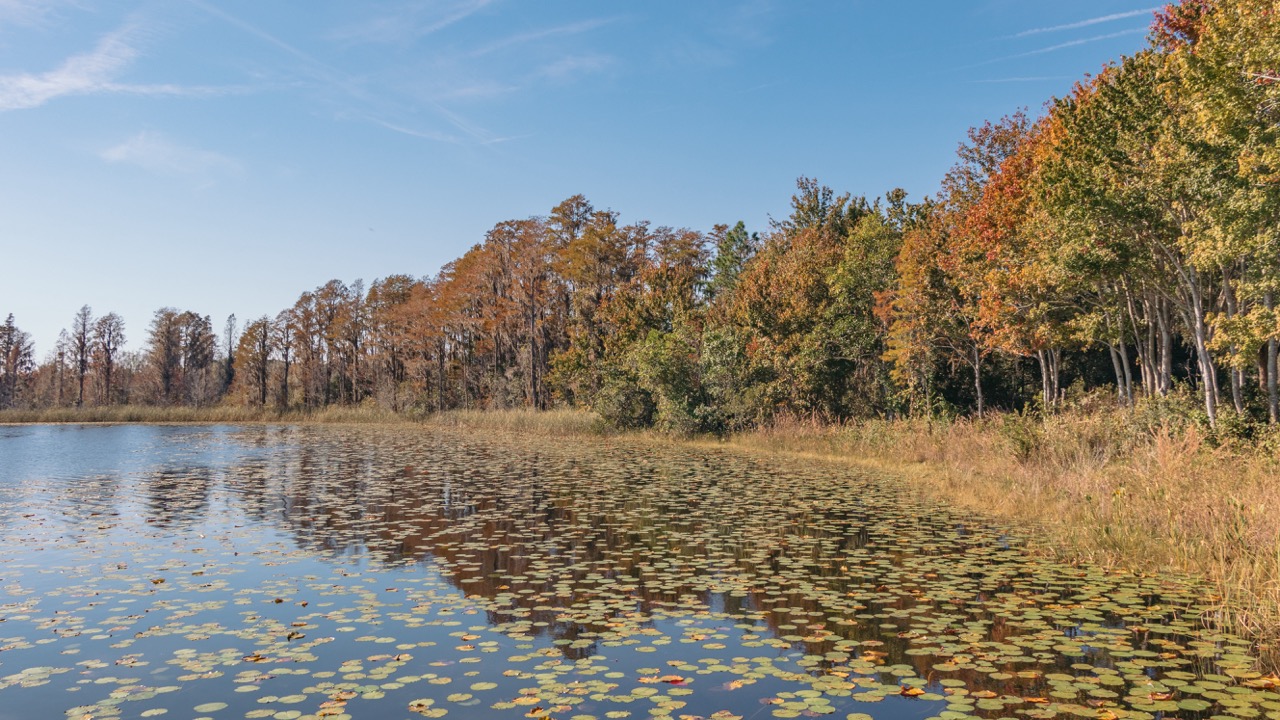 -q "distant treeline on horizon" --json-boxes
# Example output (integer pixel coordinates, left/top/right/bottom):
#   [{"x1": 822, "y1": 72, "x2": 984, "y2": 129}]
[{"x1": 2, "y1": 0, "x2": 1277, "y2": 431}]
